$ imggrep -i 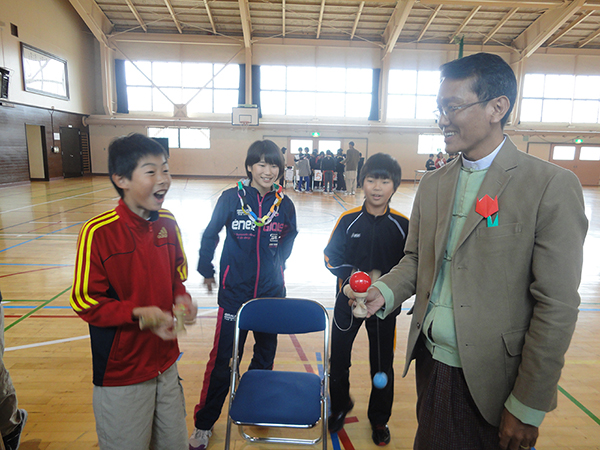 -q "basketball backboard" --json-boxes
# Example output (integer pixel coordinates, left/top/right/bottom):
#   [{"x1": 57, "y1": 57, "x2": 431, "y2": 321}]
[{"x1": 232, "y1": 105, "x2": 259, "y2": 126}]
